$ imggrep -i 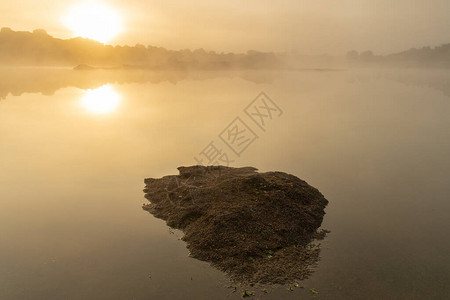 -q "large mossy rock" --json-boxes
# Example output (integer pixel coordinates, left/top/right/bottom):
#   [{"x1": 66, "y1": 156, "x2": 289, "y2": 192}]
[{"x1": 143, "y1": 166, "x2": 328, "y2": 284}]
